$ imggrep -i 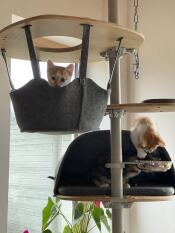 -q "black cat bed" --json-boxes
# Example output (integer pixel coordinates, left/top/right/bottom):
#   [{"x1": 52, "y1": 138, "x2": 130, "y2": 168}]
[{"x1": 54, "y1": 130, "x2": 175, "y2": 197}]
